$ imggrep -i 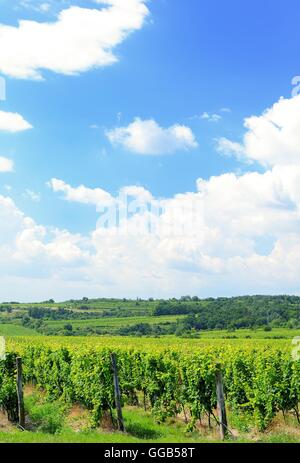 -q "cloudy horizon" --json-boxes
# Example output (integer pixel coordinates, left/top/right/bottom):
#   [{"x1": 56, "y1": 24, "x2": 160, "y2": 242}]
[{"x1": 1, "y1": 0, "x2": 300, "y2": 302}]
